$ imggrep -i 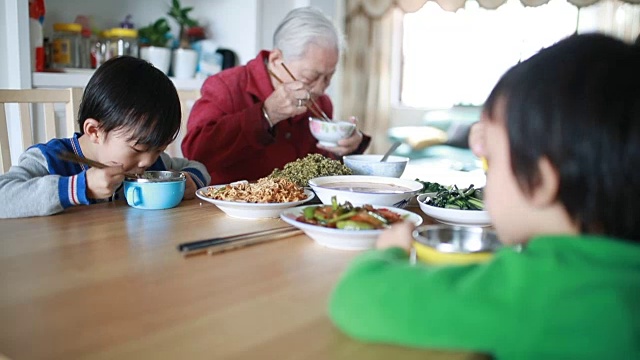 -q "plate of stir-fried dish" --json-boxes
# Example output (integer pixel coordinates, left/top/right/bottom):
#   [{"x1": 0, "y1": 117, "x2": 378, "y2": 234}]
[{"x1": 280, "y1": 196, "x2": 423, "y2": 250}]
